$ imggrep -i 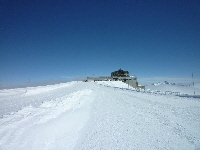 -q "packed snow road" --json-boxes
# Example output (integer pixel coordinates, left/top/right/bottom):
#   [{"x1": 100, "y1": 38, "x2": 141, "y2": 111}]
[{"x1": 0, "y1": 81, "x2": 200, "y2": 150}]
